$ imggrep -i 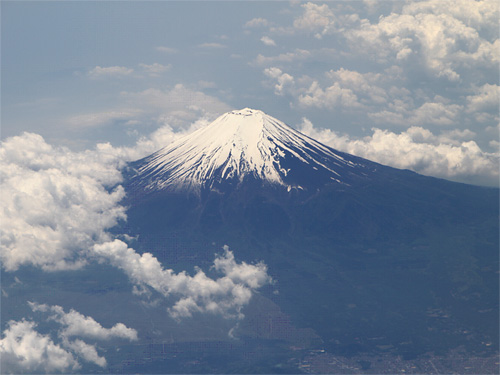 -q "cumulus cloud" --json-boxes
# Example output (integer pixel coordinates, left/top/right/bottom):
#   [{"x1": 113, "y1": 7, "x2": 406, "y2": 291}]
[
  {"x1": 346, "y1": 0, "x2": 499, "y2": 80},
  {"x1": 0, "y1": 320, "x2": 80, "y2": 373},
  {"x1": 29, "y1": 302, "x2": 138, "y2": 341},
  {"x1": 261, "y1": 36, "x2": 276, "y2": 46},
  {"x1": 326, "y1": 68, "x2": 388, "y2": 104},
  {"x1": 139, "y1": 62, "x2": 172, "y2": 76},
  {"x1": 263, "y1": 67, "x2": 295, "y2": 96},
  {"x1": 298, "y1": 118, "x2": 499, "y2": 186},
  {"x1": 87, "y1": 66, "x2": 134, "y2": 79},
  {"x1": 264, "y1": 67, "x2": 390, "y2": 109},
  {"x1": 368, "y1": 96, "x2": 464, "y2": 127},
  {"x1": 263, "y1": 66, "x2": 473, "y2": 128},
  {"x1": 0, "y1": 132, "x2": 126, "y2": 271},
  {"x1": 299, "y1": 80, "x2": 359, "y2": 109},
  {"x1": 92, "y1": 241, "x2": 271, "y2": 319},
  {"x1": 0, "y1": 304, "x2": 138, "y2": 372},
  {"x1": 293, "y1": 2, "x2": 336, "y2": 39},
  {"x1": 466, "y1": 83, "x2": 500, "y2": 114}
]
